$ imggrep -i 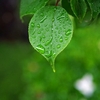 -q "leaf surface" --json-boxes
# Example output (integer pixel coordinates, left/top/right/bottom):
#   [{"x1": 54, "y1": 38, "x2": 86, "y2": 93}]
[
  {"x1": 70, "y1": 0, "x2": 87, "y2": 20},
  {"x1": 20, "y1": 0, "x2": 49, "y2": 20},
  {"x1": 86, "y1": 0, "x2": 100, "y2": 18},
  {"x1": 28, "y1": 6, "x2": 73, "y2": 72}
]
